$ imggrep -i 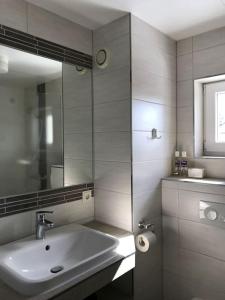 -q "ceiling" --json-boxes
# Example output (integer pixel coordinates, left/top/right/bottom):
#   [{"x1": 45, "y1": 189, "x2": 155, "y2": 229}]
[
  {"x1": 27, "y1": 0, "x2": 225, "y2": 40},
  {"x1": 0, "y1": 45, "x2": 62, "y2": 88}
]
